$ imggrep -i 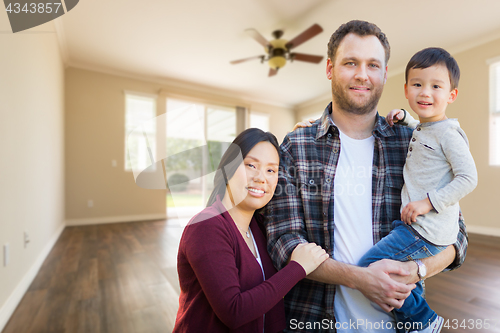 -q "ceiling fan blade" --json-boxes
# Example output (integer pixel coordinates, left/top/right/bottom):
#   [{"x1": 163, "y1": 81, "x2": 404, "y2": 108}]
[
  {"x1": 285, "y1": 24, "x2": 323, "y2": 50},
  {"x1": 291, "y1": 53, "x2": 324, "y2": 63},
  {"x1": 230, "y1": 55, "x2": 264, "y2": 65},
  {"x1": 245, "y1": 28, "x2": 271, "y2": 48},
  {"x1": 268, "y1": 68, "x2": 278, "y2": 77}
]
